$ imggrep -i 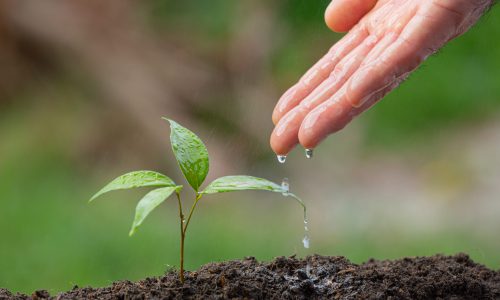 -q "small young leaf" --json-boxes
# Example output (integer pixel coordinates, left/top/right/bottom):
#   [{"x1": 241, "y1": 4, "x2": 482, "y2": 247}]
[
  {"x1": 90, "y1": 171, "x2": 176, "y2": 202},
  {"x1": 129, "y1": 186, "x2": 180, "y2": 236},
  {"x1": 201, "y1": 175, "x2": 282, "y2": 193},
  {"x1": 163, "y1": 118, "x2": 209, "y2": 192},
  {"x1": 200, "y1": 175, "x2": 306, "y2": 209}
]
